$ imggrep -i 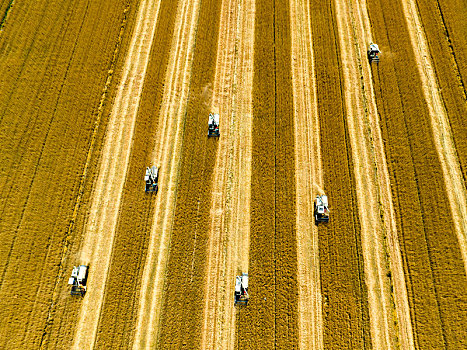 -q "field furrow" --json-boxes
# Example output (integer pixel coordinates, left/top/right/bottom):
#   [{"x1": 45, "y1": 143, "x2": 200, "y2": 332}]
[{"x1": 367, "y1": 0, "x2": 467, "y2": 347}]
